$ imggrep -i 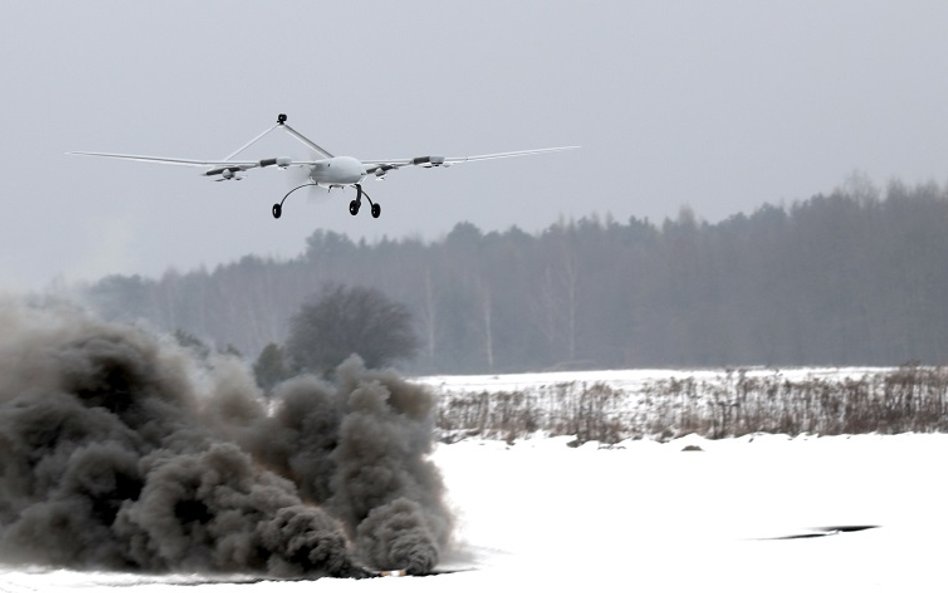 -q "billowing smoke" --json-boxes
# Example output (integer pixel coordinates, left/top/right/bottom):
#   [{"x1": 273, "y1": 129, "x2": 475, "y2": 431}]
[{"x1": 0, "y1": 304, "x2": 451, "y2": 577}]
